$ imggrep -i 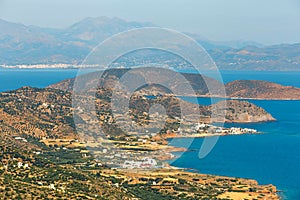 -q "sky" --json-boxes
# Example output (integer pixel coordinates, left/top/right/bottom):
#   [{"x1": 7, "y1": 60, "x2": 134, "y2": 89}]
[{"x1": 0, "y1": 0, "x2": 300, "y2": 45}]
